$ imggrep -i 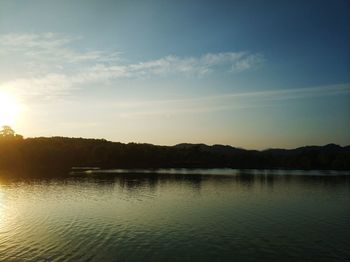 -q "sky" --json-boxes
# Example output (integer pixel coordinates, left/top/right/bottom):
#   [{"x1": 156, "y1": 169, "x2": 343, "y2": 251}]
[{"x1": 0, "y1": 0, "x2": 349, "y2": 149}]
